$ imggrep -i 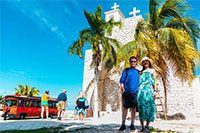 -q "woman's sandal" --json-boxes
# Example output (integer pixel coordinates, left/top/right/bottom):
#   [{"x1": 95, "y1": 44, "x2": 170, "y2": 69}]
[
  {"x1": 145, "y1": 126, "x2": 150, "y2": 132},
  {"x1": 138, "y1": 127, "x2": 145, "y2": 132}
]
